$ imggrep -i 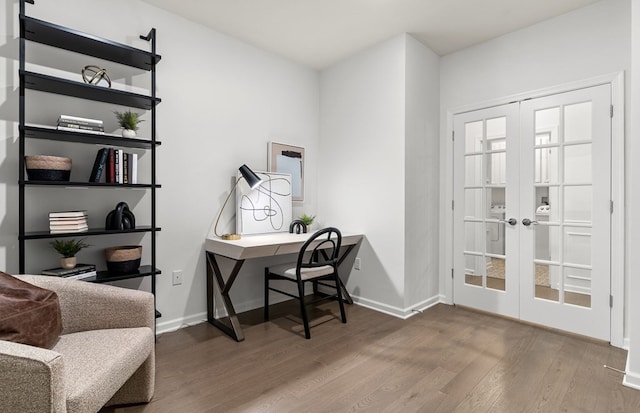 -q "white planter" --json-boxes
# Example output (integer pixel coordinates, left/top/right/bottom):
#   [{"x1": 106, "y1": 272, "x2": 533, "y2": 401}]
[{"x1": 122, "y1": 129, "x2": 136, "y2": 138}]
